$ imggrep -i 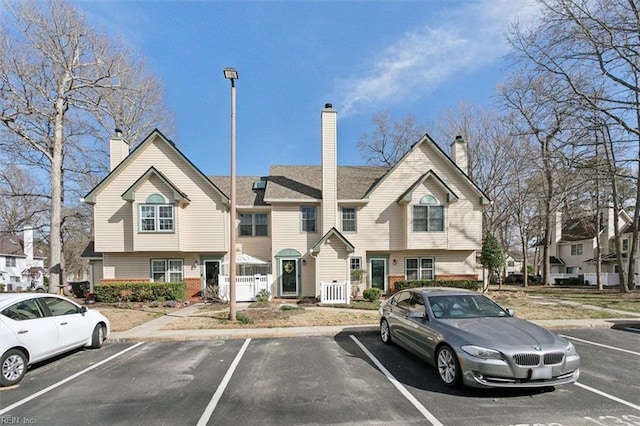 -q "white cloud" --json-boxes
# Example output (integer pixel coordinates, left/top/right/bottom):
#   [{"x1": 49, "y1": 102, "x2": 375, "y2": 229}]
[{"x1": 335, "y1": 1, "x2": 541, "y2": 117}]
